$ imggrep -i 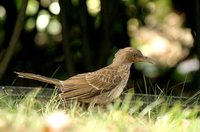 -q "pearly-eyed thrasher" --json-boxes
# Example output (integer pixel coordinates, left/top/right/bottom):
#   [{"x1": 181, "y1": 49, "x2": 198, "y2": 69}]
[{"x1": 15, "y1": 47, "x2": 154, "y2": 107}]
